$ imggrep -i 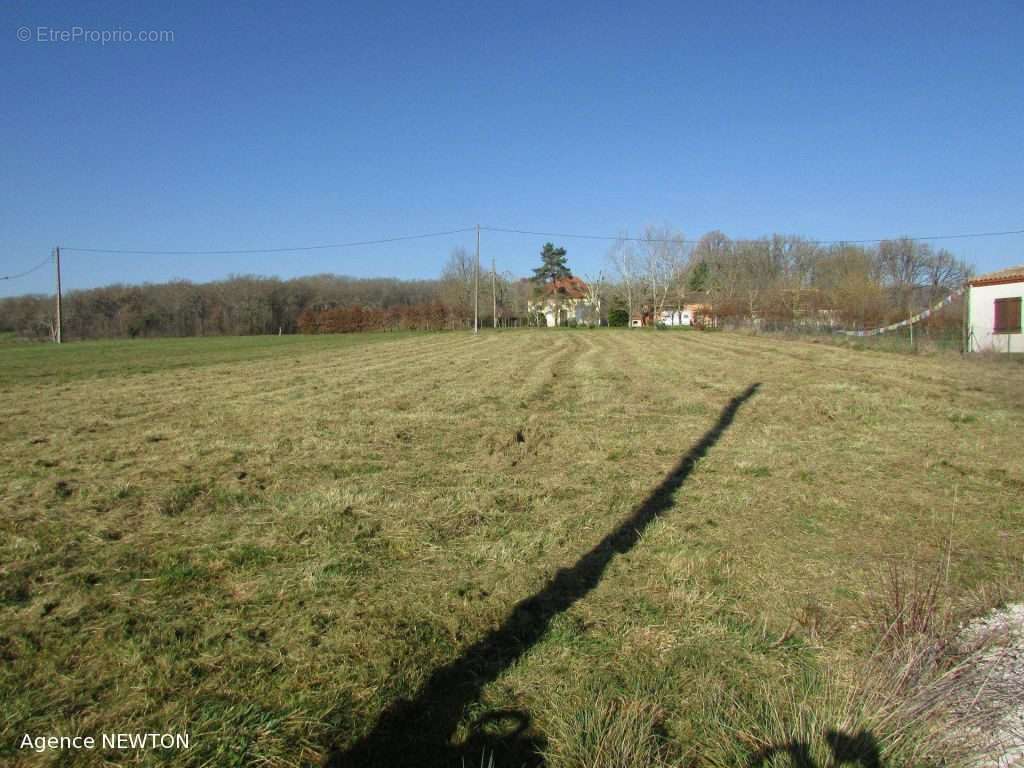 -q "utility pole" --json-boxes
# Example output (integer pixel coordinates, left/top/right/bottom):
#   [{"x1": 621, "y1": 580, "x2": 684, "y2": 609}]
[
  {"x1": 54, "y1": 247, "x2": 63, "y2": 344},
  {"x1": 474, "y1": 224, "x2": 480, "y2": 334},
  {"x1": 491, "y1": 252, "x2": 497, "y2": 329}
]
